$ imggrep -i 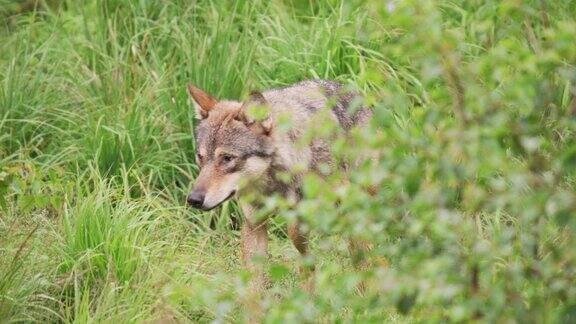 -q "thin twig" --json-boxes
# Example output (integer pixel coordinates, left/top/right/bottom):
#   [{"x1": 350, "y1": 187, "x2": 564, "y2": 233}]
[{"x1": 440, "y1": 48, "x2": 467, "y2": 127}]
